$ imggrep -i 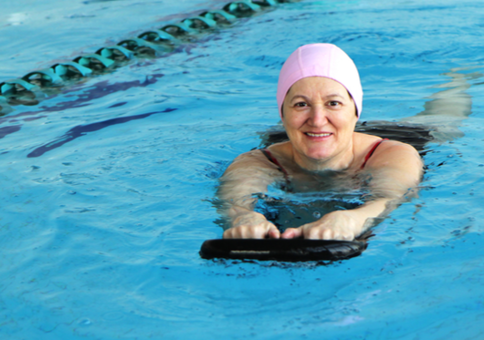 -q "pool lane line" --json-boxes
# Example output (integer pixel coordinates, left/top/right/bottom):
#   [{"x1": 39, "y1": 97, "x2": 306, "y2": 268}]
[{"x1": 0, "y1": 0, "x2": 298, "y2": 115}]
